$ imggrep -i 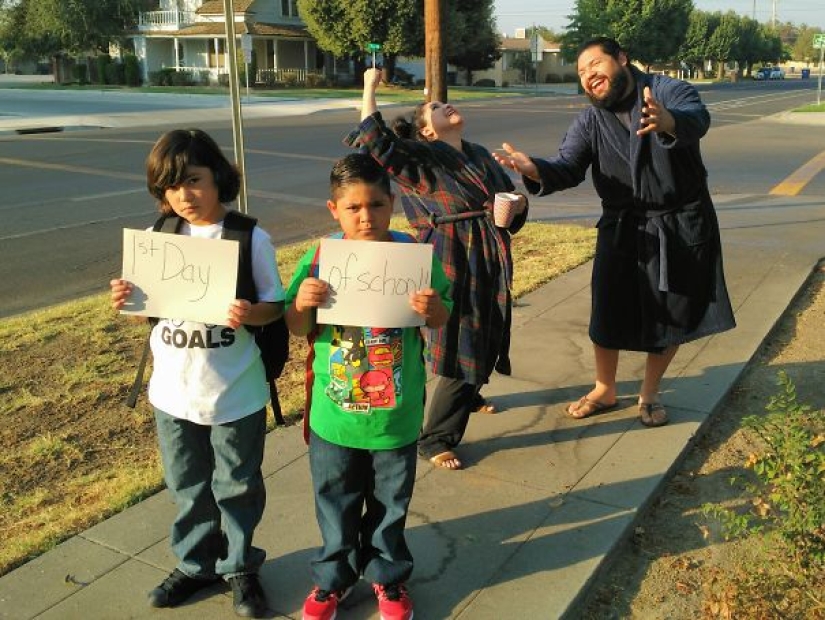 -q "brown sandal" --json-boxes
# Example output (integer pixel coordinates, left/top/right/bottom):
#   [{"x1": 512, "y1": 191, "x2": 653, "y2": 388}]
[
  {"x1": 565, "y1": 396, "x2": 618, "y2": 419},
  {"x1": 639, "y1": 402, "x2": 669, "y2": 427}
]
